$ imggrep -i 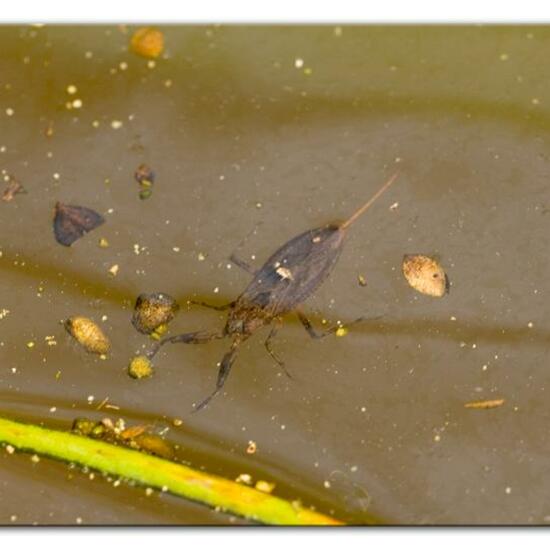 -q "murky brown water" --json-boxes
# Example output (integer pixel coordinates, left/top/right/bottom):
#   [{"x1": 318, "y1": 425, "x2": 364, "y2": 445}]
[{"x1": 2, "y1": 24, "x2": 550, "y2": 525}]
